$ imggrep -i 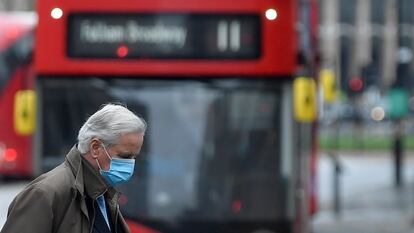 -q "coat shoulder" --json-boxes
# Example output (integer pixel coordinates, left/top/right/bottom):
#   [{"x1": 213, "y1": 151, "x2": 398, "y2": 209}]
[{"x1": 25, "y1": 162, "x2": 77, "y2": 203}]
